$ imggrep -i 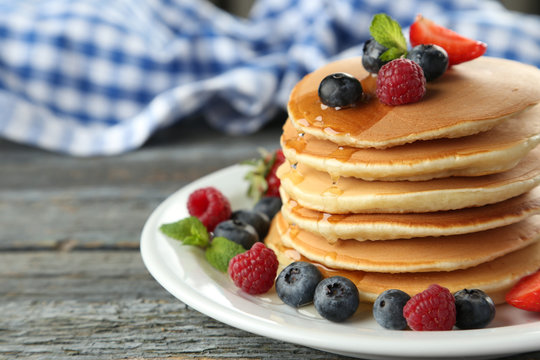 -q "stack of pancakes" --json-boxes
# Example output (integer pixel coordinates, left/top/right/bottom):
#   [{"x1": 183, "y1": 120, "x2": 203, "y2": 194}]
[{"x1": 265, "y1": 56, "x2": 540, "y2": 304}]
